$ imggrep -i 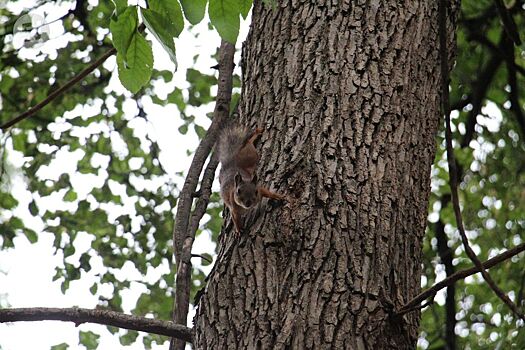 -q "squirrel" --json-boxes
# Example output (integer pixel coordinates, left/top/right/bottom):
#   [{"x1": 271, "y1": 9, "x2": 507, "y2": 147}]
[{"x1": 218, "y1": 125, "x2": 287, "y2": 233}]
